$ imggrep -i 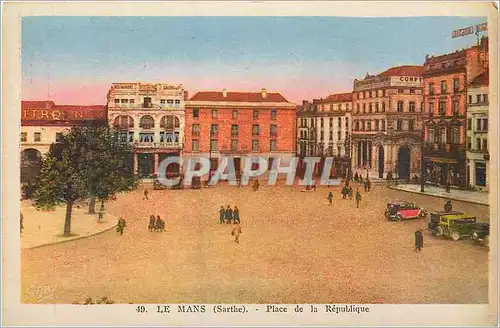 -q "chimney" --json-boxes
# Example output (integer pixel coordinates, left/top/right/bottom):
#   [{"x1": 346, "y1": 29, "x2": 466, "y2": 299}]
[
  {"x1": 222, "y1": 89, "x2": 227, "y2": 98},
  {"x1": 261, "y1": 88, "x2": 267, "y2": 99},
  {"x1": 184, "y1": 90, "x2": 189, "y2": 101}
]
